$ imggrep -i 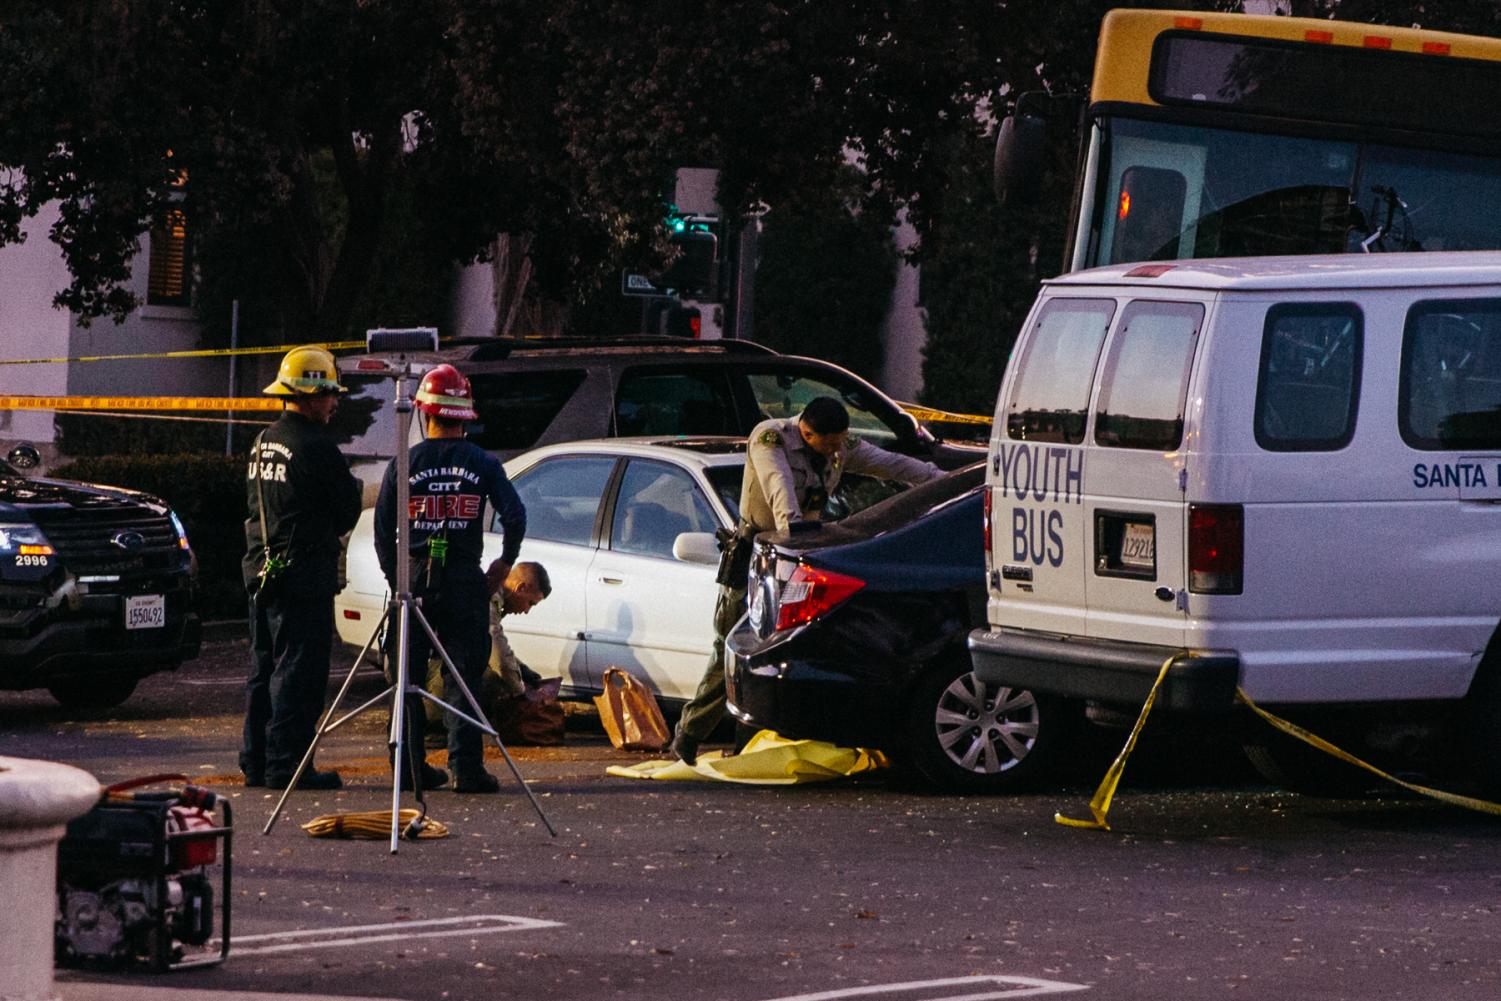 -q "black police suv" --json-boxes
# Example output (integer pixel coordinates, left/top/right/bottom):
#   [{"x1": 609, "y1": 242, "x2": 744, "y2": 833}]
[
  {"x1": 0, "y1": 450, "x2": 201, "y2": 708},
  {"x1": 724, "y1": 464, "x2": 1080, "y2": 793},
  {"x1": 333, "y1": 336, "x2": 986, "y2": 503}
]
